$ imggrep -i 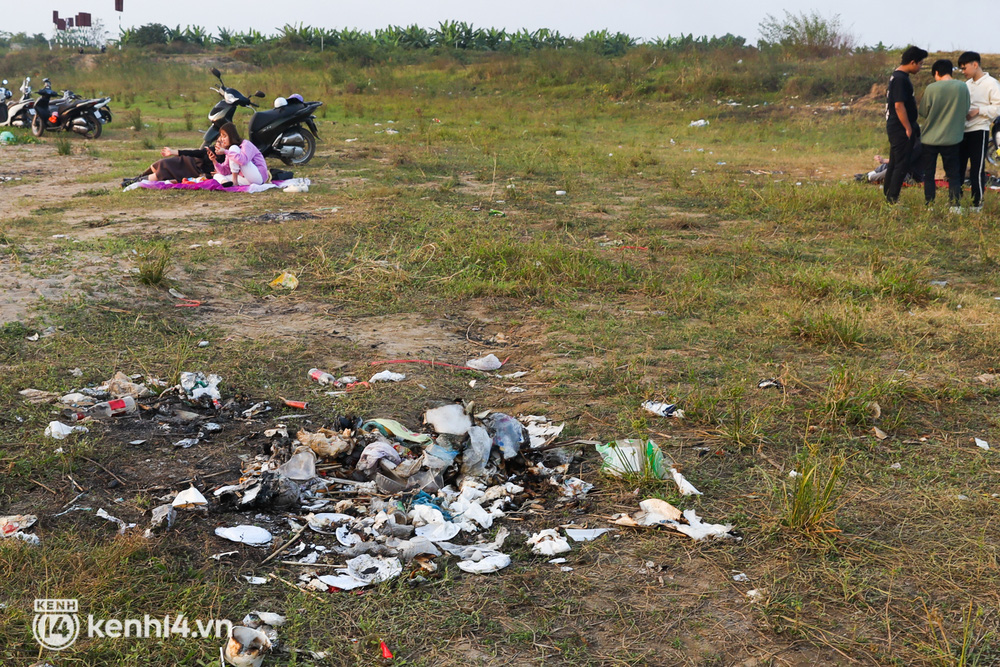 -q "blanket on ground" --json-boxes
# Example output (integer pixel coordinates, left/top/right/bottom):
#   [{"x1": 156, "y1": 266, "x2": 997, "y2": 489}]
[{"x1": 124, "y1": 178, "x2": 310, "y2": 193}]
